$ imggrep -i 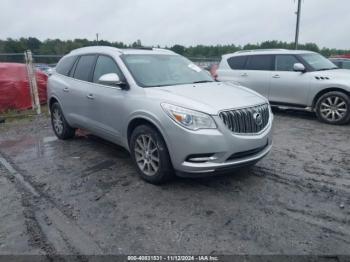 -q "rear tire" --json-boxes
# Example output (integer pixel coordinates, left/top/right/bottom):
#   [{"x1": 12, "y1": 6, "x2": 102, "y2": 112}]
[
  {"x1": 130, "y1": 125, "x2": 174, "y2": 184},
  {"x1": 315, "y1": 91, "x2": 350, "y2": 125},
  {"x1": 50, "y1": 102, "x2": 76, "y2": 139}
]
